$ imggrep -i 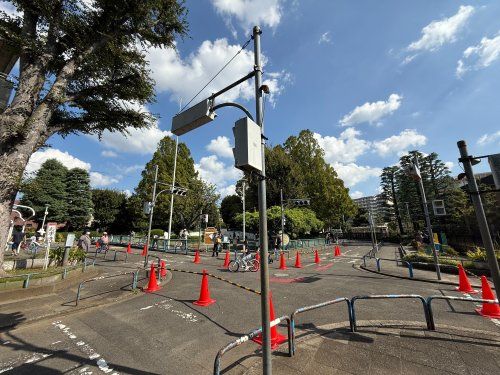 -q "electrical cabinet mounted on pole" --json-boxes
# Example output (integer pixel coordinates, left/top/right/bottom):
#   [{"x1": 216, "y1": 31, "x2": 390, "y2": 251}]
[
  {"x1": 171, "y1": 99, "x2": 216, "y2": 136},
  {"x1": 232, "y1": 117, "x2": 262, "y2": 173}
]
